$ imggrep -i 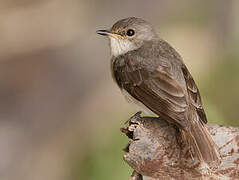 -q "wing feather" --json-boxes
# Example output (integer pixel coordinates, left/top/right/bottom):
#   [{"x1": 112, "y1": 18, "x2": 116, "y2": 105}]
[
  {"x1": 181, "y1": 65, "x2": 207, "y2": 123},
  {"x1": 113, "y1": 55, "x2": 187, "y2": 127},
  {"x1": 113, "y1": 42, "x2": 207, "y2": 126}
]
